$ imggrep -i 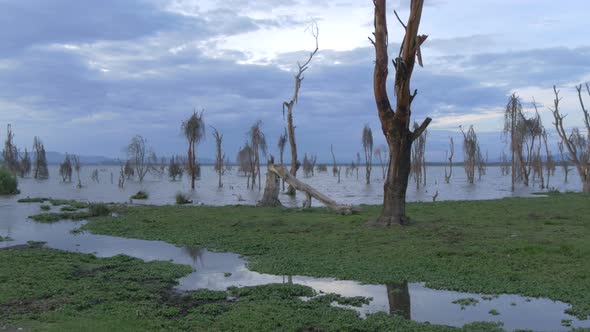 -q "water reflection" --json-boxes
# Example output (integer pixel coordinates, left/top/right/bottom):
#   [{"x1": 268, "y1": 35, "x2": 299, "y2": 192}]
[{"x1": 387, "y1": 282, "x2": 411, "y2": 320}]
